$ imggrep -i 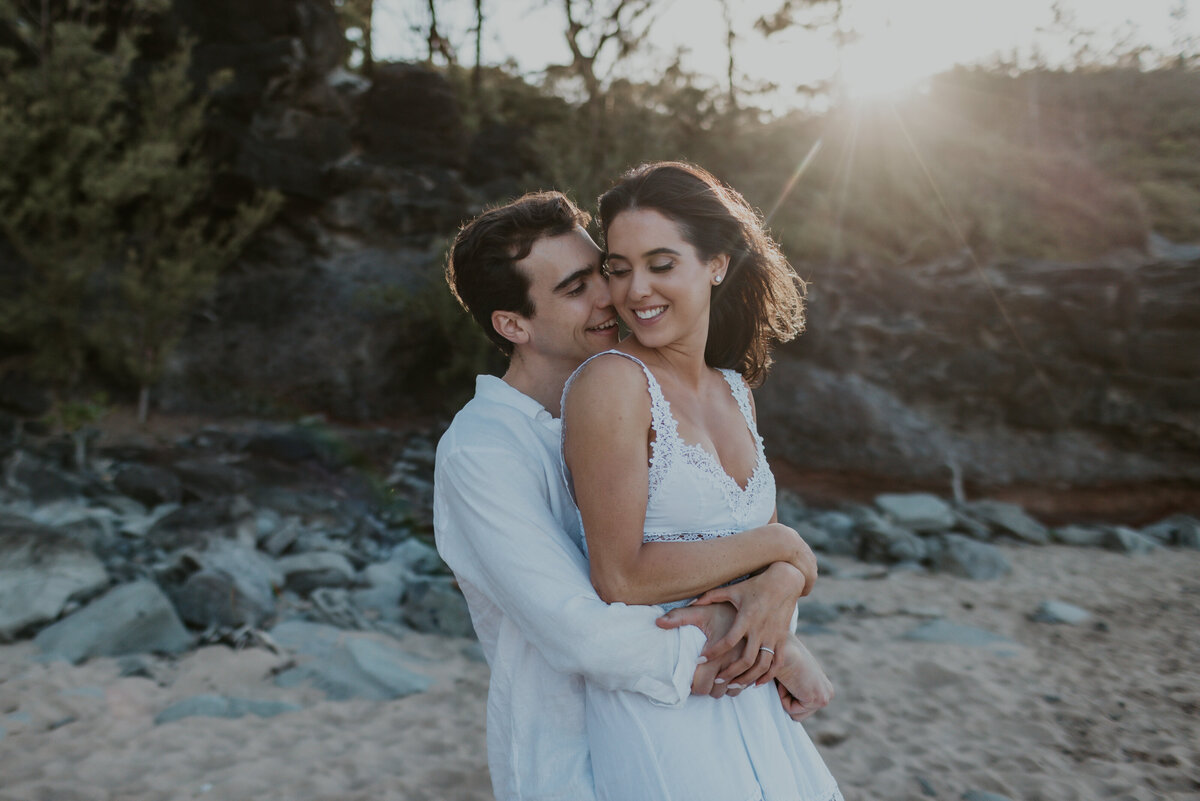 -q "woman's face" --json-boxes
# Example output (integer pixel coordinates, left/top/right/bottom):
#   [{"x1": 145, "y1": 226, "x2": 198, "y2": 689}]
[{"x1": 603, "y1": 208, "x2": 728, "y2": 352}]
